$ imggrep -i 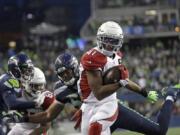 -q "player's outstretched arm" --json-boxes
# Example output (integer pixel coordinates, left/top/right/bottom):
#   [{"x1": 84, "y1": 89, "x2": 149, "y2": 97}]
[
  {"x1": 125, "y1": 79, "x2": 158, "y2": 103},
  {"x1": 125, "y1": 79, "x2": 142, "y2": 92},
  {"x1": 27, "y1": 100, "x2": 64, "y2": 123},
  {"x1": 3, "y1": 91, "x2": 36, "y2": 110}
]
